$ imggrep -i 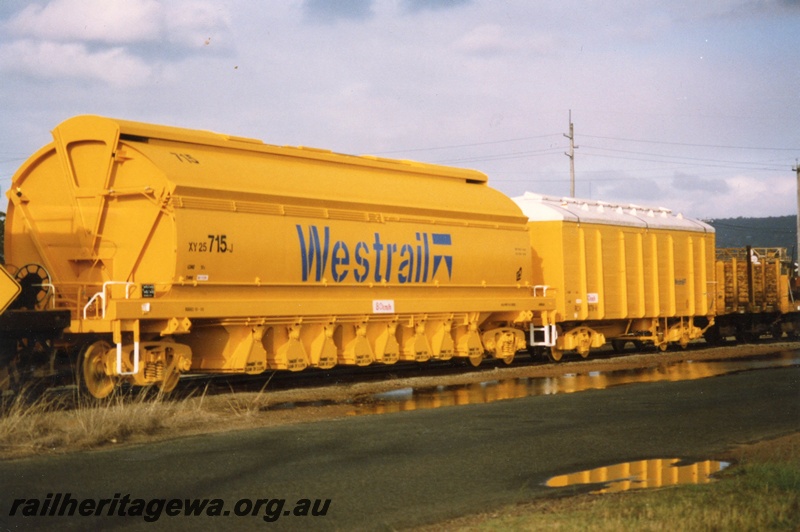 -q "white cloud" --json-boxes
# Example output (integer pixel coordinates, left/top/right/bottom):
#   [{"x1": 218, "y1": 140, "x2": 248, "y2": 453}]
[
  {"x1": 162, "y1": 2, "x2": 233, "y2": 48},
  {"x1": 4, "y1": 0, "x2": 231, "y2": 48},
  {"x1": 0, "y1": 40, "x2": 152, "y2": 86},
  {"x1": 453, "y1": 24, "x2": 558, "y2": 57},
  {"x1": 0, "y1": 0, "x2": 233, "y2": 88},
  {"x1": 713, "y1": 175, "x2": 796, "y2": 217},
  {"x1": 0, "y1": 0, "x2": 797, "y2": 220},
  {"x1": 5, "y1": 0, "x2": 163, "y2": 44}
]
